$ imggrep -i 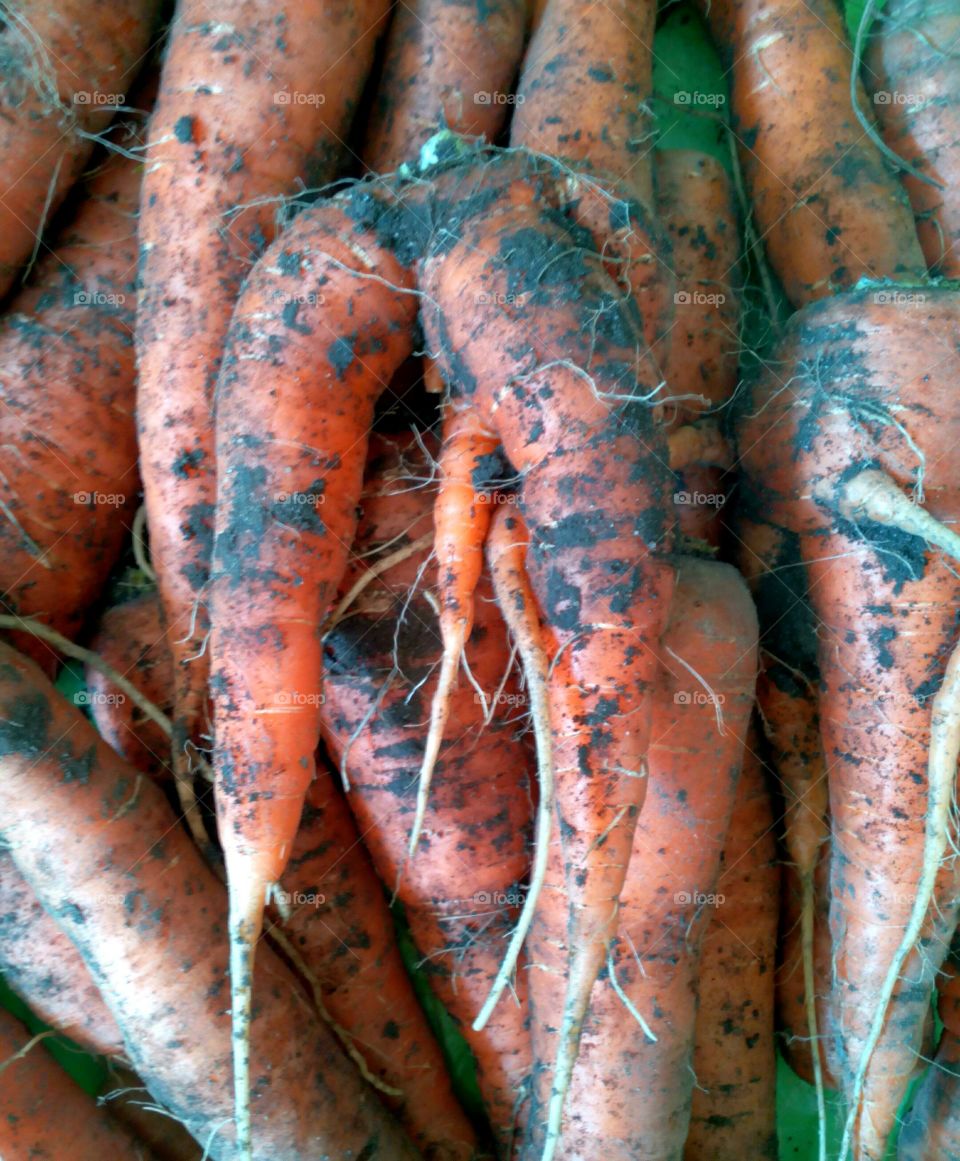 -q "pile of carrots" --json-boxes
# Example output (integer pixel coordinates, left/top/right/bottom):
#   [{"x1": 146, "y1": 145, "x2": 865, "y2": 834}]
[{"x1": 0, "y1": 0, "x2": 958, "y2": 1157}]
